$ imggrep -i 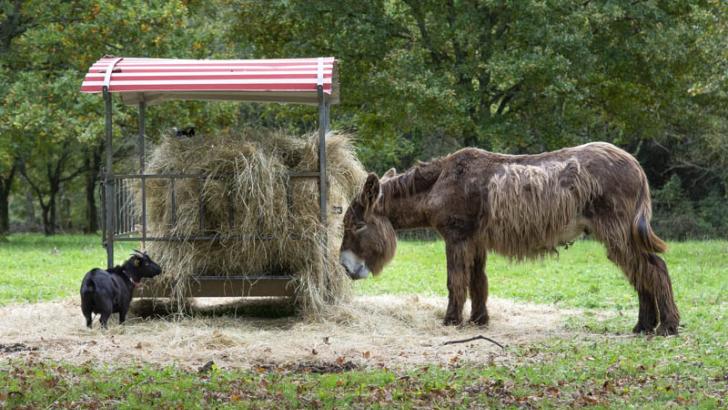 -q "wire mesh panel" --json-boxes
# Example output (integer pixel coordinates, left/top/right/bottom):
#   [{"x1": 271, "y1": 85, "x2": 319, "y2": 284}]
[
  {"x1": 113, "y1": 177, "x2": 140, "y2": 237},
  {"x1": 103, "y1": 172, "x2": 319, "y2": 243}
]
